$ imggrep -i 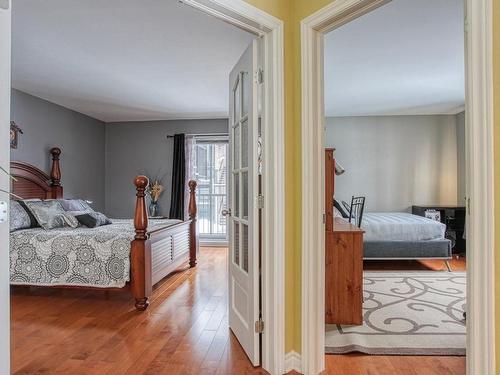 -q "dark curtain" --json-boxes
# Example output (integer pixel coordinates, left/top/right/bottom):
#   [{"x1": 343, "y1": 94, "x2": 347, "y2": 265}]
[{"x1": 169, "y1": 133, "x2": 186, "y2": 220}]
